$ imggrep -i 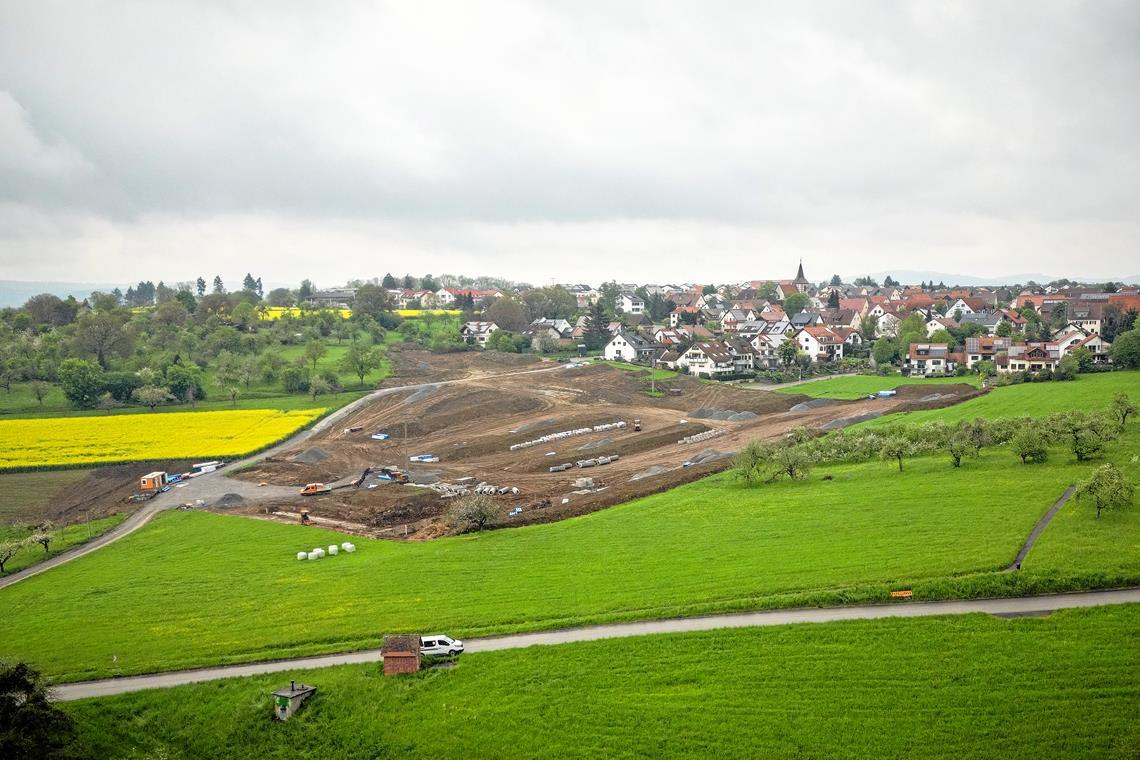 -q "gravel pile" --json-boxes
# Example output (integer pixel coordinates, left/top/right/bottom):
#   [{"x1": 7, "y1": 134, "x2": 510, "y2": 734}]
[
  {"x1": 790, "y1": 398, "x2": 838, "y2": 412},
  {"x1": 293, "y1": 447, "x2": 329, "y2": 464},
  {"x1": 214, "y1": 493, "x2": 246, "y2": 506},
  {"x1": 630, "y1": 465, "x2": 669, "y2": 481}
]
